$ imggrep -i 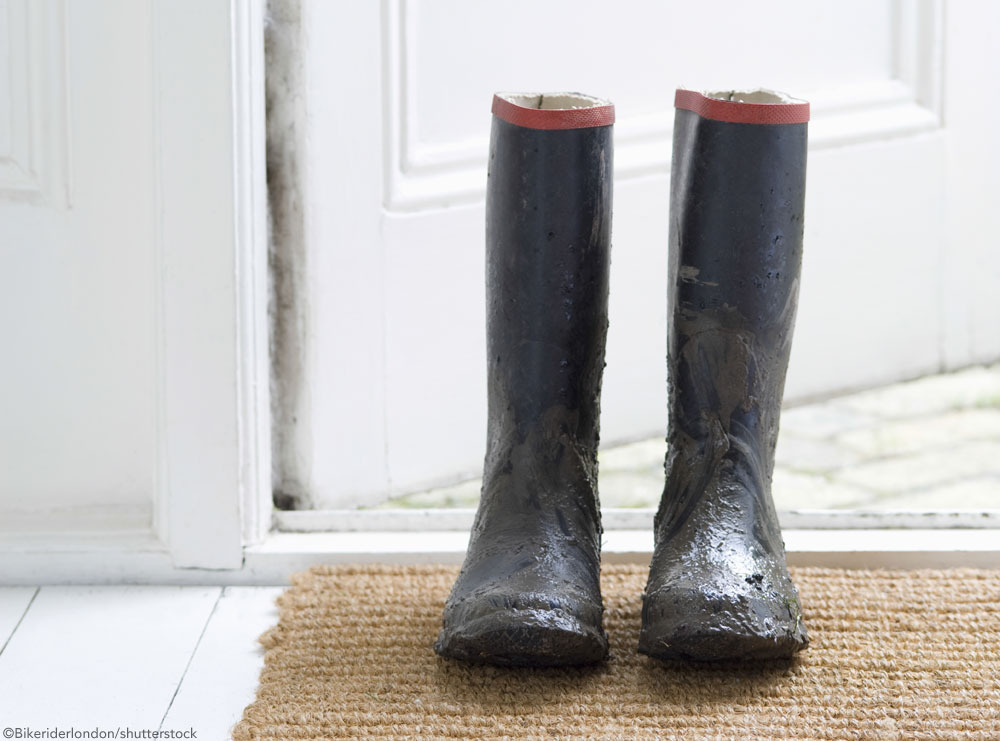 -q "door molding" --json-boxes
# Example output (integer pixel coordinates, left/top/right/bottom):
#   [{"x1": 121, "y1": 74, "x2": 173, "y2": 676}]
[
  {"x1": 0, "y1": 0, "x2": 71, "y2": 206},
  {"x1": 381, "y1": 0, "x2": 944, "y2": 212}
]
